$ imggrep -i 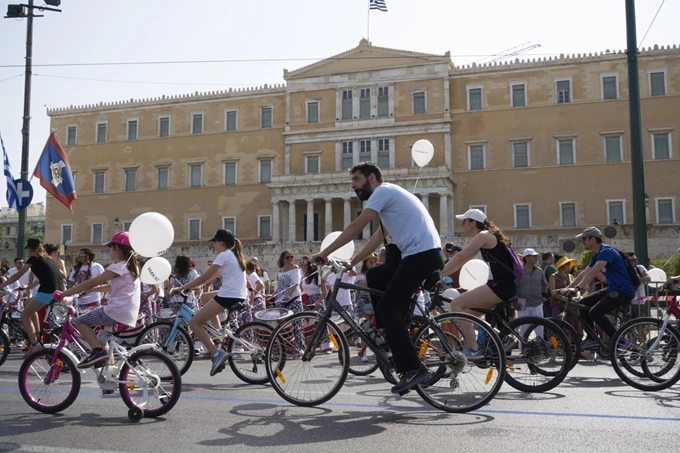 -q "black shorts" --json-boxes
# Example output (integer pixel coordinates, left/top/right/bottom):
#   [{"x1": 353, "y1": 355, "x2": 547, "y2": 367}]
[
  {"x1": 213, "y1": 296, "x2": 245, "y2": 310},
  {"x1": 487, "y1": 279, "x2": 517, "y2": 303}
]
